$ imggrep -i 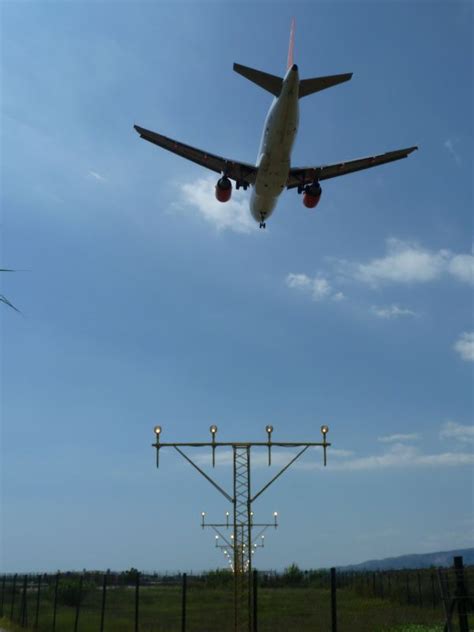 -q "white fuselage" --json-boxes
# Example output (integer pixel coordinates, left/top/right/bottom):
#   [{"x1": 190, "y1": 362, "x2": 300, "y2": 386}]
[{"x1": 250, "y1": 65, "x2": 300, "y2": 223}]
